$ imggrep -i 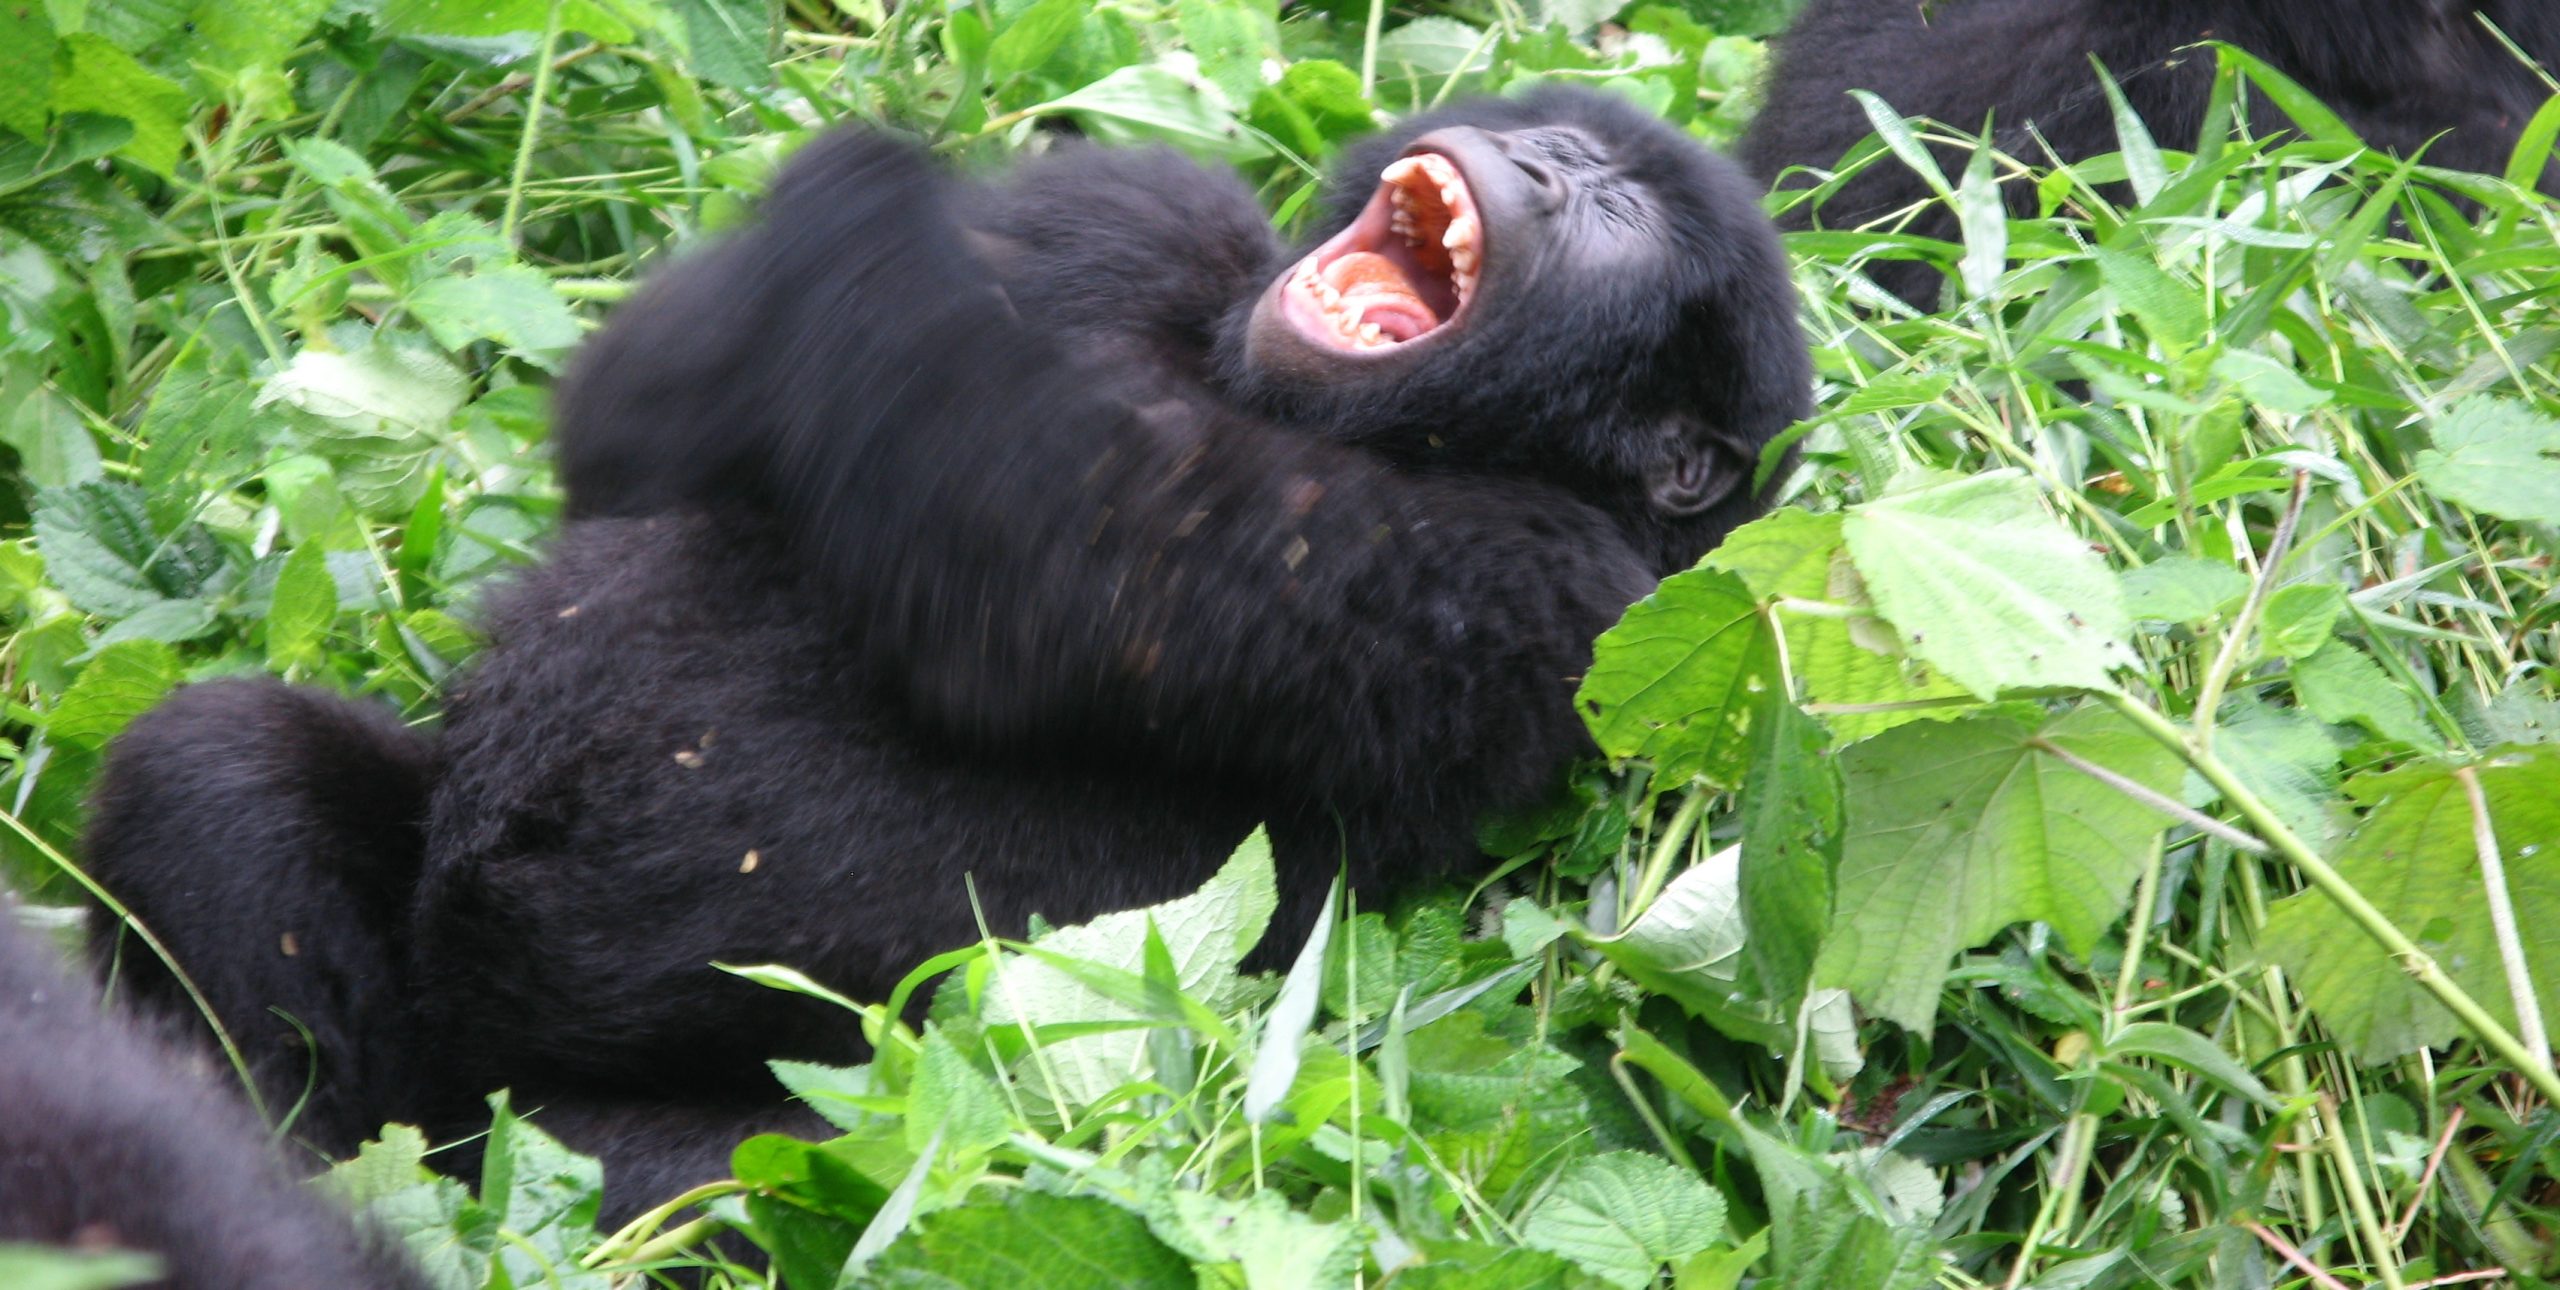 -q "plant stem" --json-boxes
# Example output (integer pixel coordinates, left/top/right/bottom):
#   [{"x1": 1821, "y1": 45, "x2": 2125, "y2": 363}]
[
  {"x1": 2103, "y1": 691, "x2": 2560, "y2": 1105},
  {"x1": 501, "y1": 1, "x2": 568, "y2": 247},
  {"x1": 2455, "y1": 765, "x2": 2549, "y2": 1066},
  {"x1": 1625, "y1": 788, "x2": 1708, "y2": 921},
  {"x1": 2192, "y1": 469, "x2": 2310, "y2": 751}
]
